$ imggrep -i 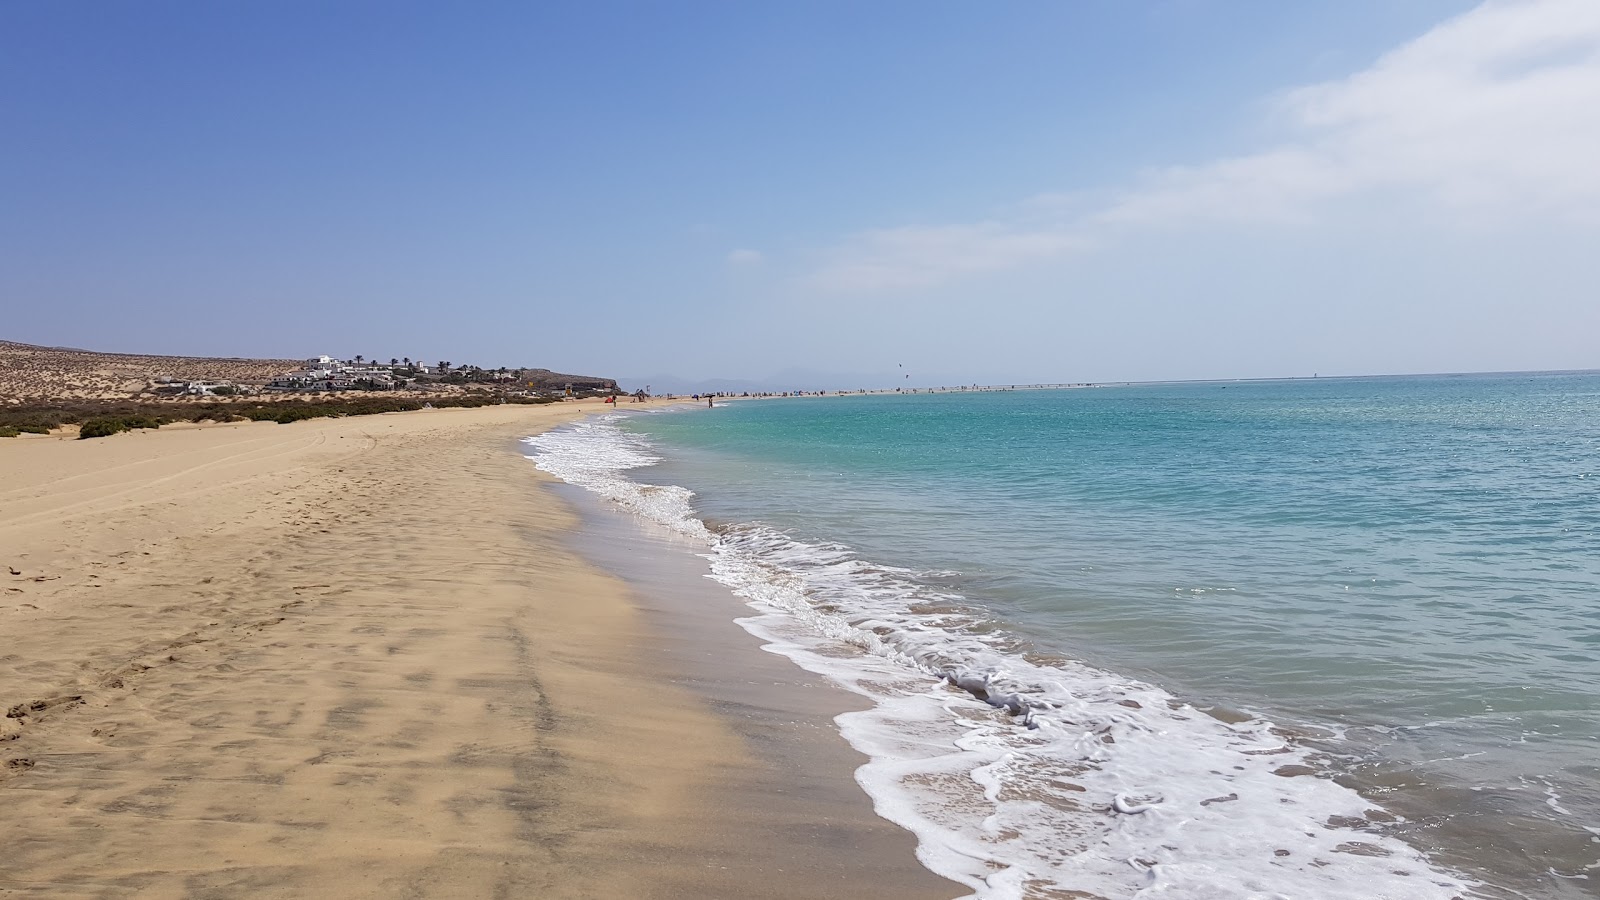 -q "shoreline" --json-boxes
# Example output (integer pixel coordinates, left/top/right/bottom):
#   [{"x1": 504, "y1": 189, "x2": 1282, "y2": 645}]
[
  {"x1": 549, "y1": 480, "x2": 957, "y2": 897},
  {"x1": 527, "y1": 404, "x2": 1509, "y2": 899},
  {"x1": 0, "y1": 402, "x2": 956, "y2": 898}
]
